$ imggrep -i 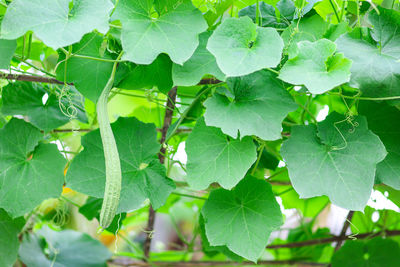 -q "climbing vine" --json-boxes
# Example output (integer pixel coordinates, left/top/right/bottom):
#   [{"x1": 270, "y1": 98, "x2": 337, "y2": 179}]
[{"x1": 1, "y1": 0, "x2": 400, "y2": 266}]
